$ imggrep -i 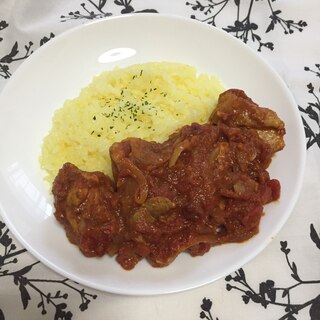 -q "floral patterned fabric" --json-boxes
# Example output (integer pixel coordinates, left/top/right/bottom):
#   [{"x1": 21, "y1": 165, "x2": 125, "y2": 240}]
[{"x1": 0, "y1": 1, "x2": 319, "y2": 319}]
